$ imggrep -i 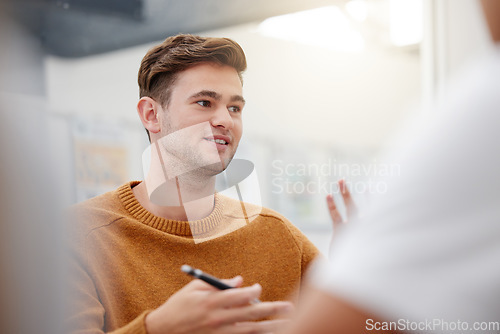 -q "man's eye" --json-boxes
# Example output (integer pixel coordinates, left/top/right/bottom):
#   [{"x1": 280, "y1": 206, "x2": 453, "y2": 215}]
[
  {"x1": 228, "y1": 106, "x2": 241, "y2": 113},
  {"x1": 197, "y1": 100, "x2": 211, "y2": 107}
]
